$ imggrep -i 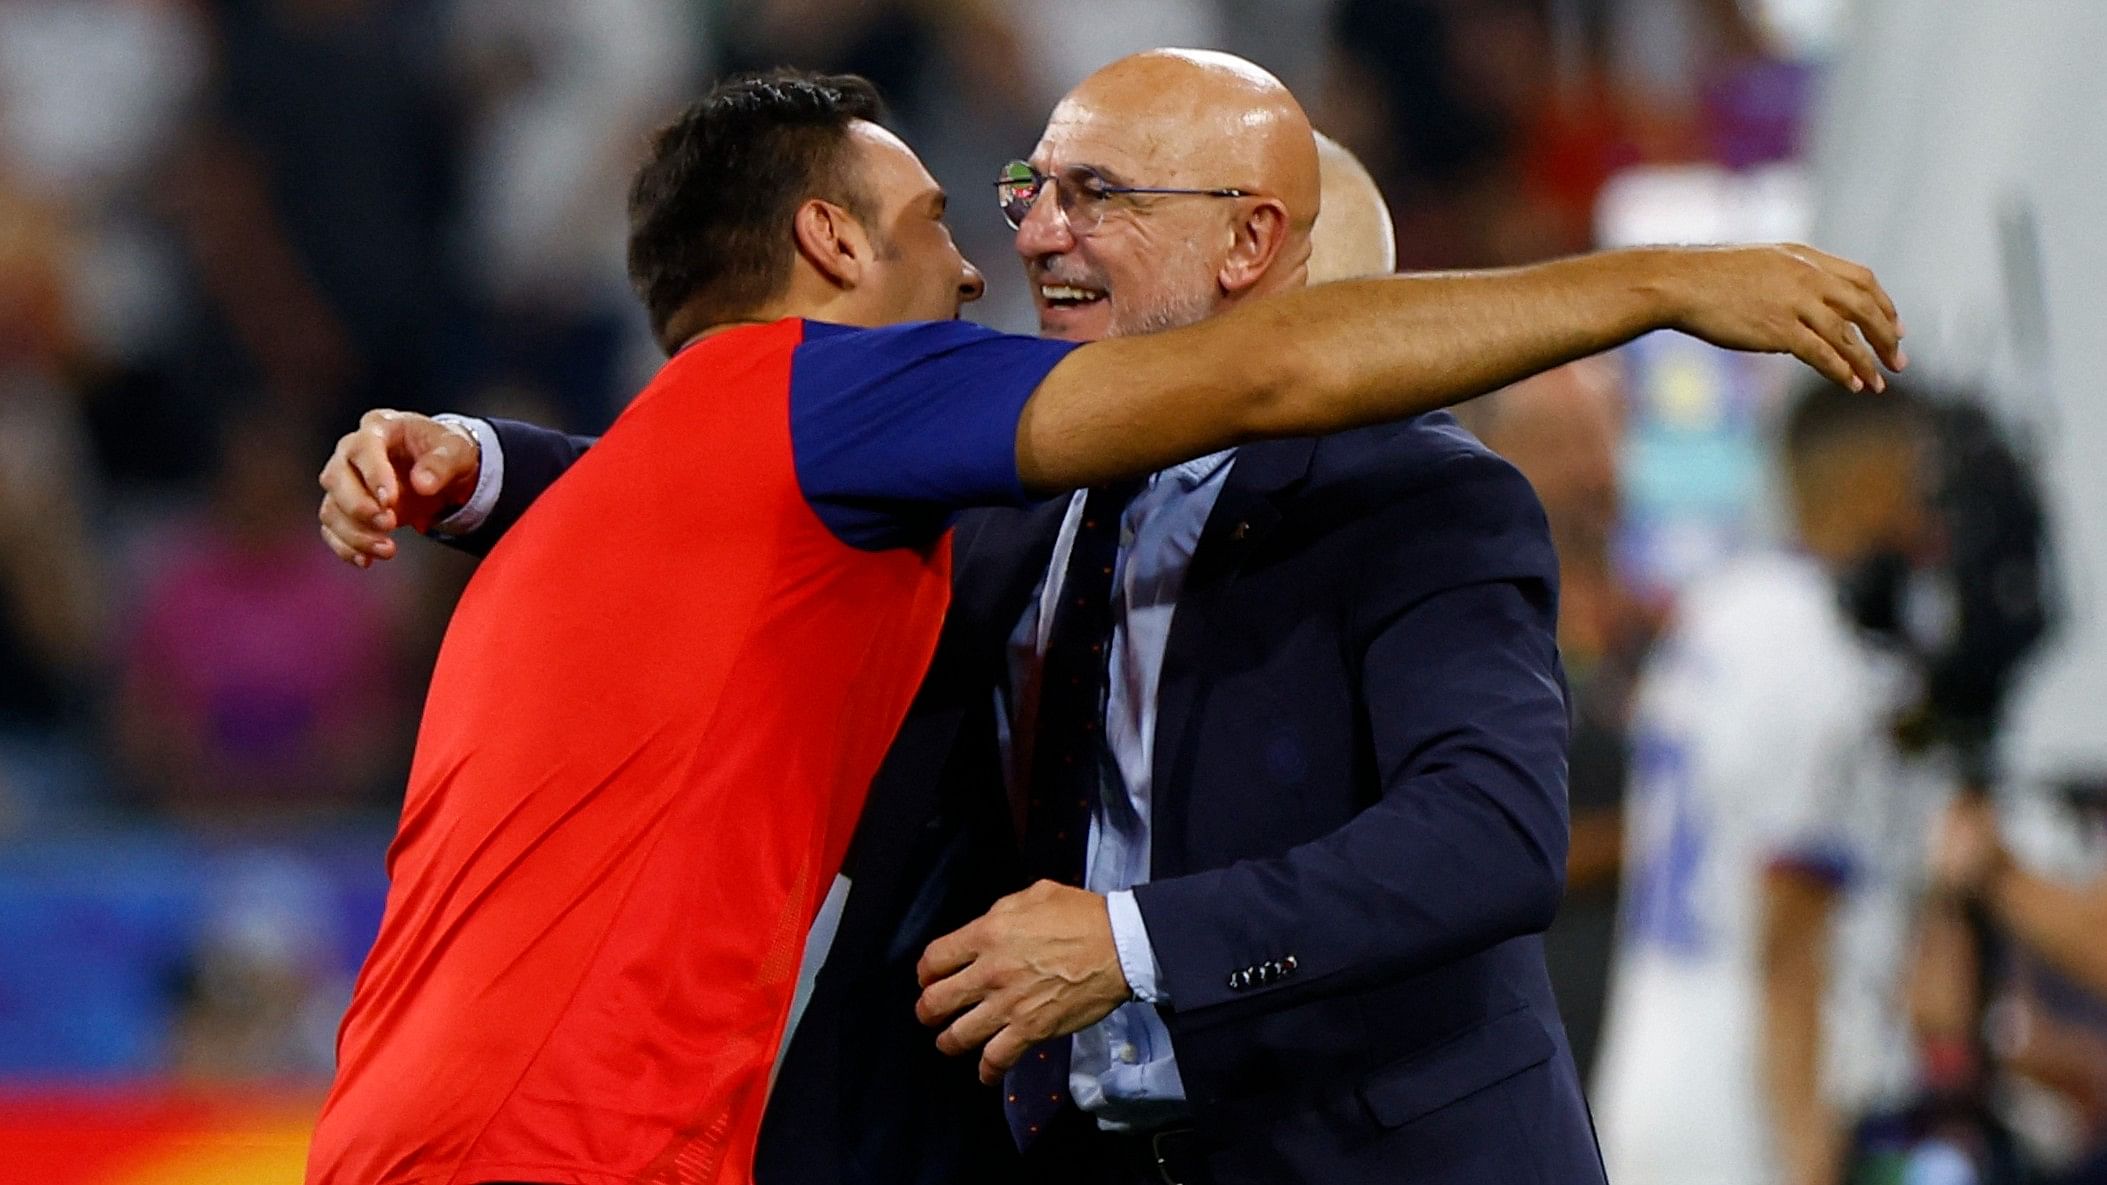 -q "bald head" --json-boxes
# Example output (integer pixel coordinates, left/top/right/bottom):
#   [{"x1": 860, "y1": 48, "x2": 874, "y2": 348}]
[
  {"x1": 1055, "y1": 49, "x2": 1320, "y2": 235},
  {"x1": 1309, "y1": 133, "x2": 1397, "y2": 283},
  {"x1": 1019, "y1": 49, "x2": 1323, "y2": 340}
]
